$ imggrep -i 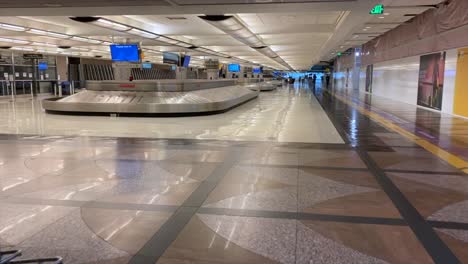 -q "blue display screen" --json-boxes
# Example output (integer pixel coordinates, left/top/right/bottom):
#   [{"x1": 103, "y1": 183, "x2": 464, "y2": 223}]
[
  {"x1": 171, "y1": 65, "x2": 177, "y2": 71},
  {"x1": 110, "y1": 44, "x2": 140, "y2": 62},
  {"x1": 142, "y1": 63, "x2": 152, "y2": 69},
  {"x1": 253, "y1": 68, "x2": 261, "y2": 74},
  {"x1": 183, "y1": 56, "x2": 191, "y2": 67},
  {"x1": 38, "y1": 62, "x2": 48, "y2": 70},
  {"x1": 228, "y1": 64, "x2": 240, "y2": 72}
]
